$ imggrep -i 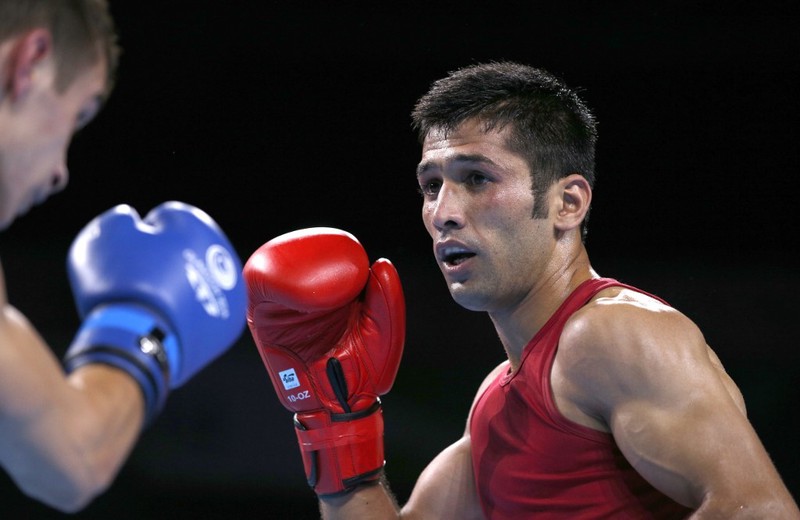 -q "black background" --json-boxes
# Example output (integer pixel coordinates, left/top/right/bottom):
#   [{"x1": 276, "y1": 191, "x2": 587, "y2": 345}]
[{"x1": 1, "y1": 2, "x2": 798, "y2": 518}]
